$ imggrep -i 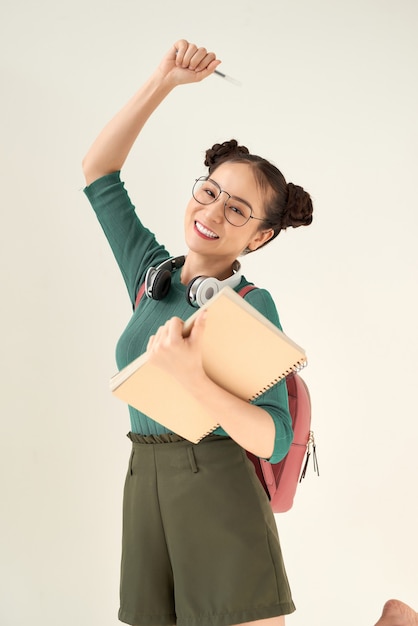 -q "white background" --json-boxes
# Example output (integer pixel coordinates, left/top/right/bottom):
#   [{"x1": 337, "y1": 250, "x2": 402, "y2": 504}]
[{"x1": 1, "y1": 1, "x2": 417, "y2": 625}]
